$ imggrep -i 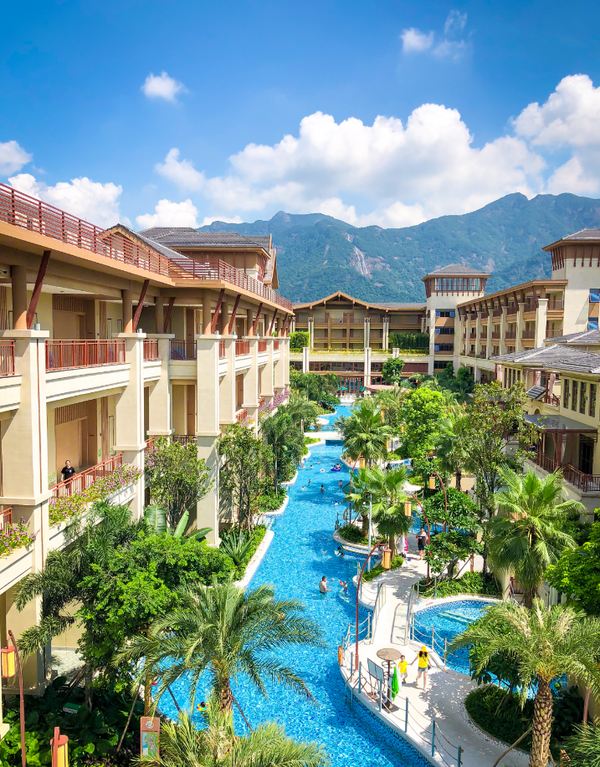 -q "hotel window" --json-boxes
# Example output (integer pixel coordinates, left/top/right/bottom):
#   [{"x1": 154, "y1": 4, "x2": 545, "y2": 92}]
[
  {"x1": 589, "y1": 319, "x2": 599, "y2": 331},
  {"x1": 590, "y1": 384, "x2": 597, "y2": 419},
  {"x1": 563, "y1": 379, "x2": 570, "y2": 409},
  {"x1": 590, "y1": 289, "x2": 600, "y2": 303},
  {"x1": 580, "y1": 382, "x2": 588, "y2": 415},
  {"x1": 572, "y1": 381, "x2": 579, "y2": 412}
]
